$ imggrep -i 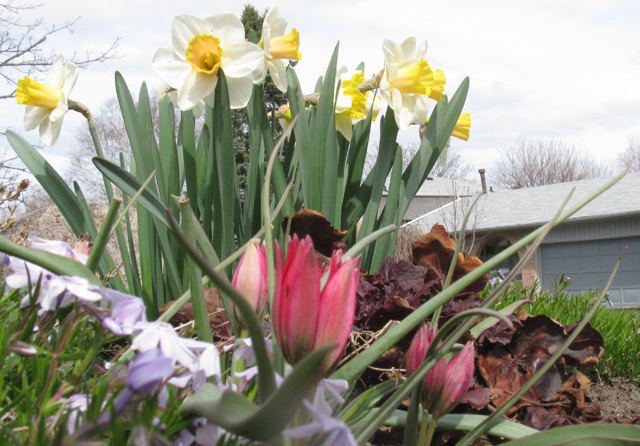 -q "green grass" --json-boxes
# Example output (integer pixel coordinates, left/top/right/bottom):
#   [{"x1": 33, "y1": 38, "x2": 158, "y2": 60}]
[{"x1": 489, "y1": 279, "x2": 640, "y2": 383}]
